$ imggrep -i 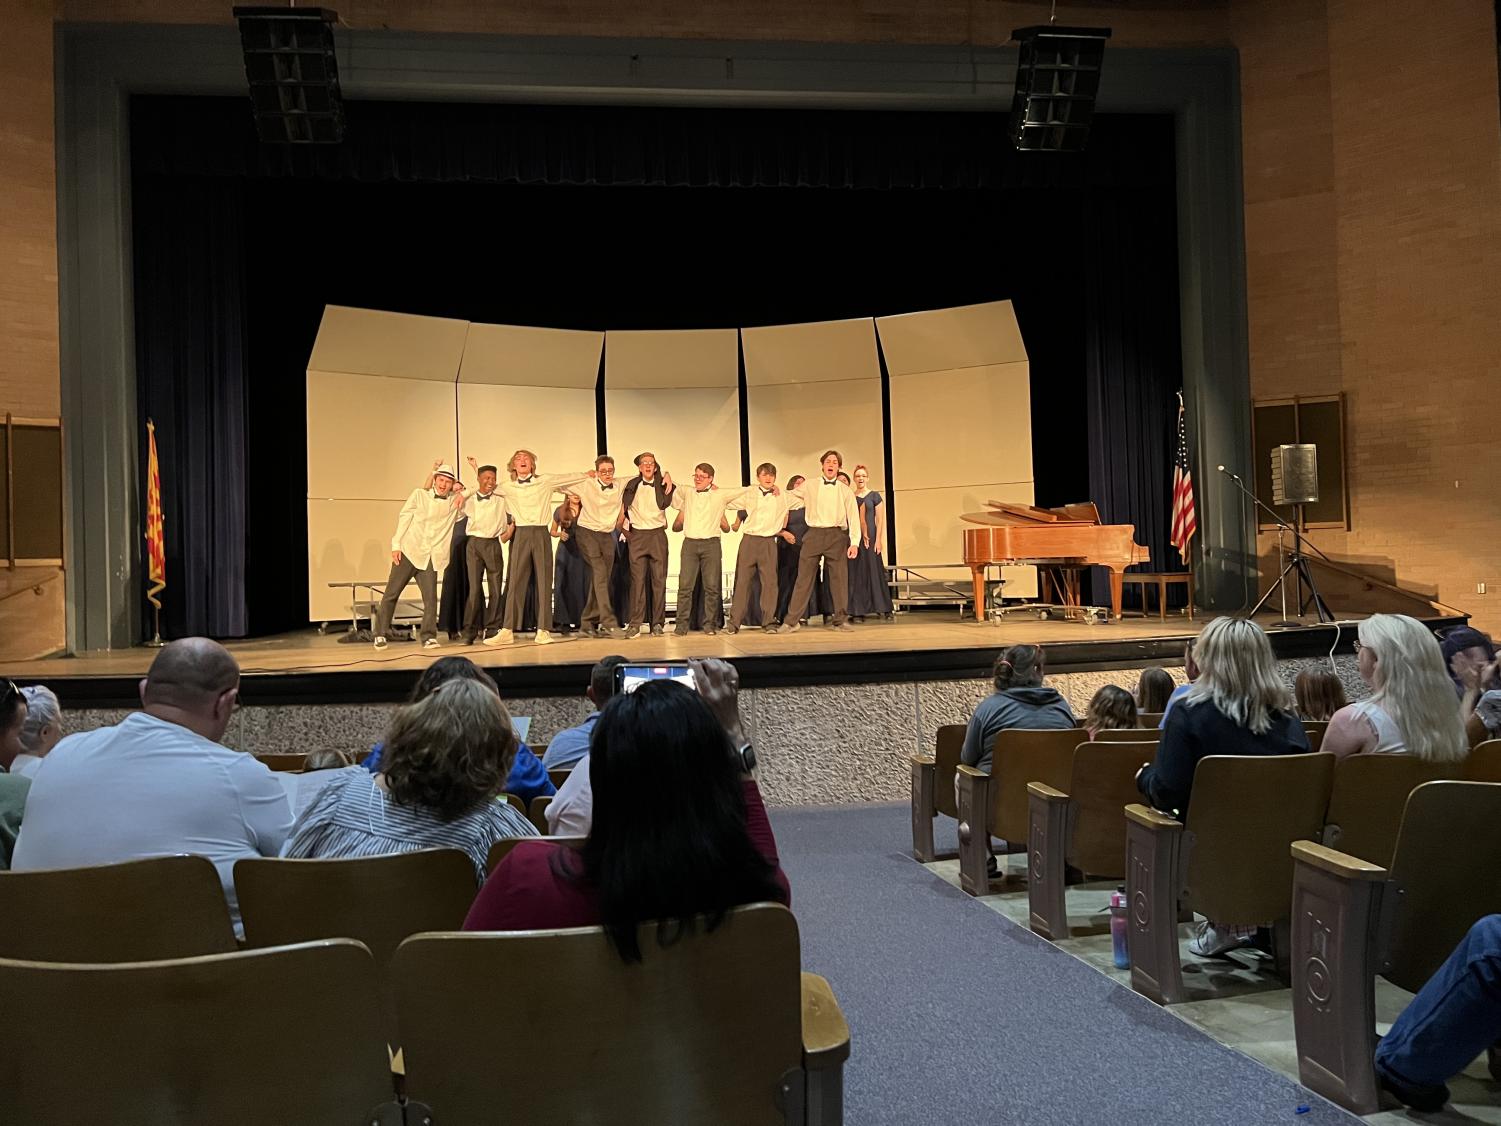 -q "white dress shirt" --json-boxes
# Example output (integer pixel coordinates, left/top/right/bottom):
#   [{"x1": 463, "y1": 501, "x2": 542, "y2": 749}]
[
  {"x1": 497, "y1": 473, "x2": 589, "y2": 527},
  {"x1": 574, "y1": 478, "x2": 625, "y2": 534},
  {"x1": 723, "y1": 485, "x2": 792, "y2": 537},
  {"x1": 627, "y1": 477, "x2": 669, "y2": 531},
  {"x1": 671, "y1": 486, "x2": 728, "y2": 539},
  {"x1": 544, "y1": 752, "x2": 594, "y2": 836},
  {"x1": 462, "y1": 489, "x2": 511, "y2": 539},
  {"x1": 391, "y1": 489, "x2": 465, "y2": 570},
  {"x1": 791, "y1": 476, "x2": 860, "y2": 547},
  {"x1": 11, "y1": 712, "x2": 294, "y2": 935}
]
